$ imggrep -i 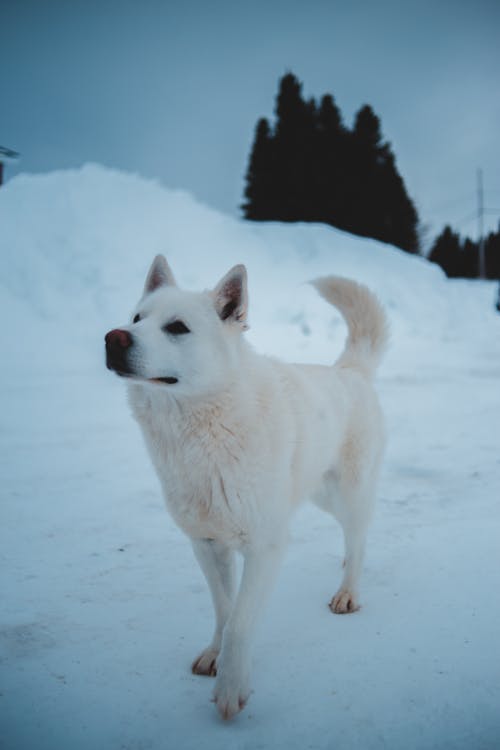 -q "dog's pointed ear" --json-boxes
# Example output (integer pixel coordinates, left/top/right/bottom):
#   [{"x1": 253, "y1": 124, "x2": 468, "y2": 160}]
[
  {"x1": 213, "y1": 264, "x2": 248, "y2": 326},
  {"x1": 144, "y1": 255, "x2": 176, "y2": 294}
]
